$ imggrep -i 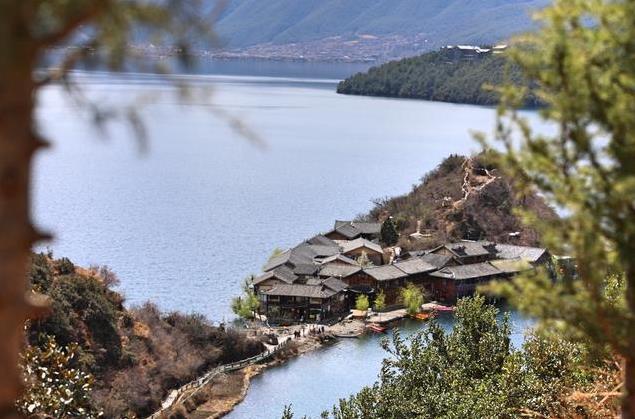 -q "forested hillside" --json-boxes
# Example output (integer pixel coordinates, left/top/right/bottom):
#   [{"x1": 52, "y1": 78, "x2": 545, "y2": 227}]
[
  {"x1": 22, "y1": 254, "x2": 264, "y2": 418},
  {"x1": 213, "y1": 0, "x2": 549, "y2": 48},
  {"x1": 337, "y1": 49, "x2": 540, "y2": 107}
]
